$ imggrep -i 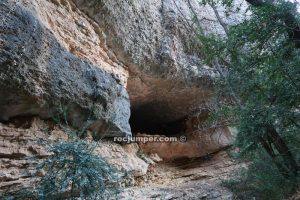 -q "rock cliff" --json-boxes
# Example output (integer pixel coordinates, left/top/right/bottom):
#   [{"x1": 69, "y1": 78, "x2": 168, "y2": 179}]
[{"x1": 0, "y1": 0, "x2": 247, "y2": 198}]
